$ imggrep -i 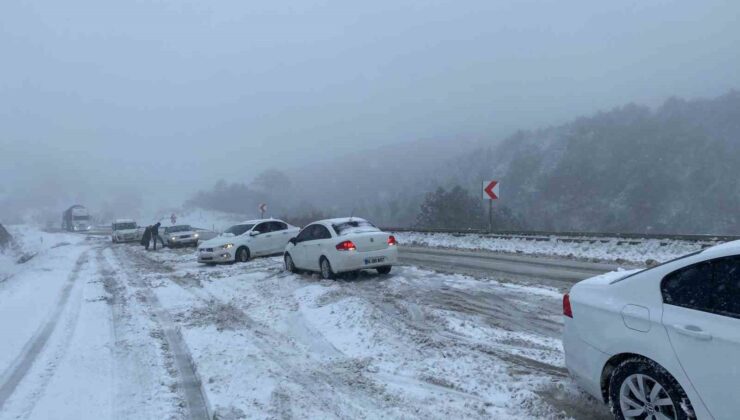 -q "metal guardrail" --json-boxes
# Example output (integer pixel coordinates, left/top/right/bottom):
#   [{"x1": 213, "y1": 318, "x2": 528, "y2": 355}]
[{"x1": 383, "y1": 228, "x2": 740, "y2": 244}]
